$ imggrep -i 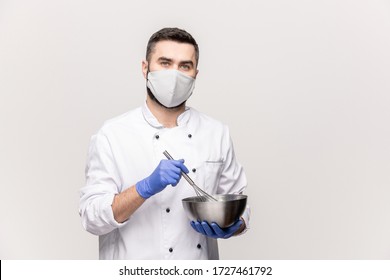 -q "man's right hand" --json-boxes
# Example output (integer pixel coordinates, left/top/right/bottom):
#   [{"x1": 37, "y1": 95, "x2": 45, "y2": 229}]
[{"x1": 135, "y1": 159, "x2": 189, "y2": 199}]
